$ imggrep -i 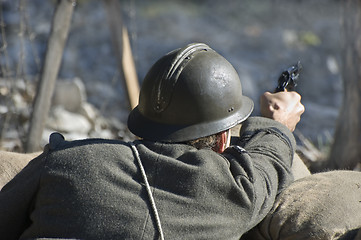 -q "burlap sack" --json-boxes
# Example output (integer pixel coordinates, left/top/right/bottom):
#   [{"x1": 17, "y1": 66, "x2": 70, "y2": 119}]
[
  {"x1": 0, "y1": 151, "x2": 41, "y2": 189},
  {"x1": 291, "y1": 153, "x2": 311, "y2": 180},
  {"x1": 243, "y1": 170, "x2": 361, "y2": 240}
]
